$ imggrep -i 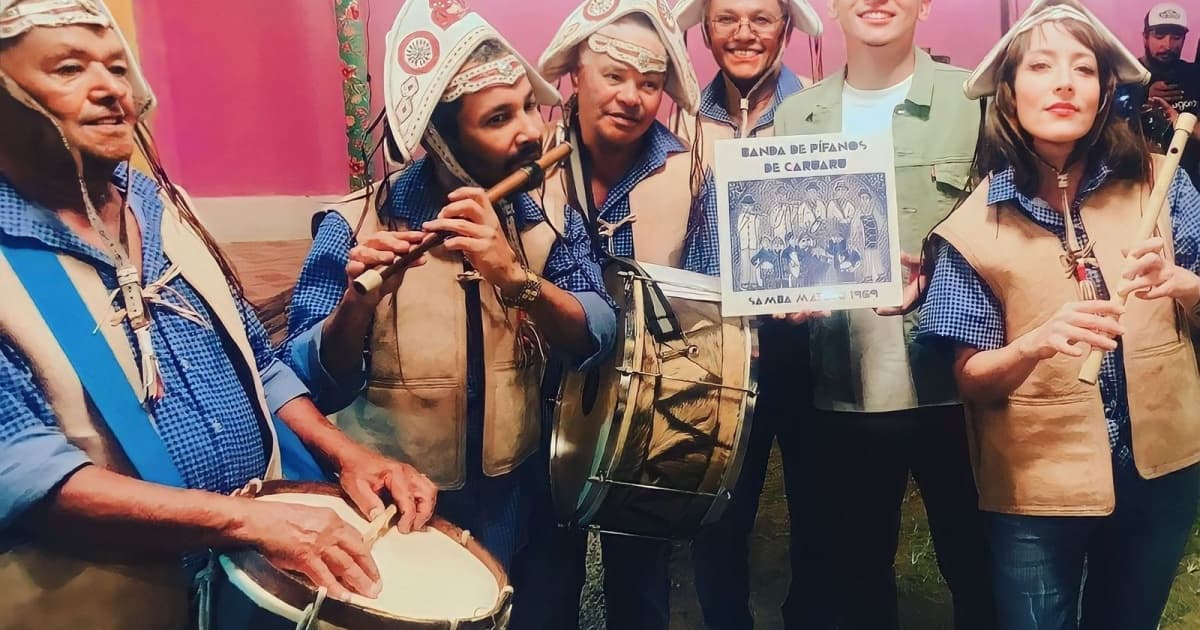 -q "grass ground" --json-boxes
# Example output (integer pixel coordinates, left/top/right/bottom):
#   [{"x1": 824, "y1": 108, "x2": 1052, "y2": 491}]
[
  {"x1": 893, "y1": 484, "x2": 1200, "y2": 630},
  {"x1": 588, "y1": 447, "x2": 1200, "y2": 629}
]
